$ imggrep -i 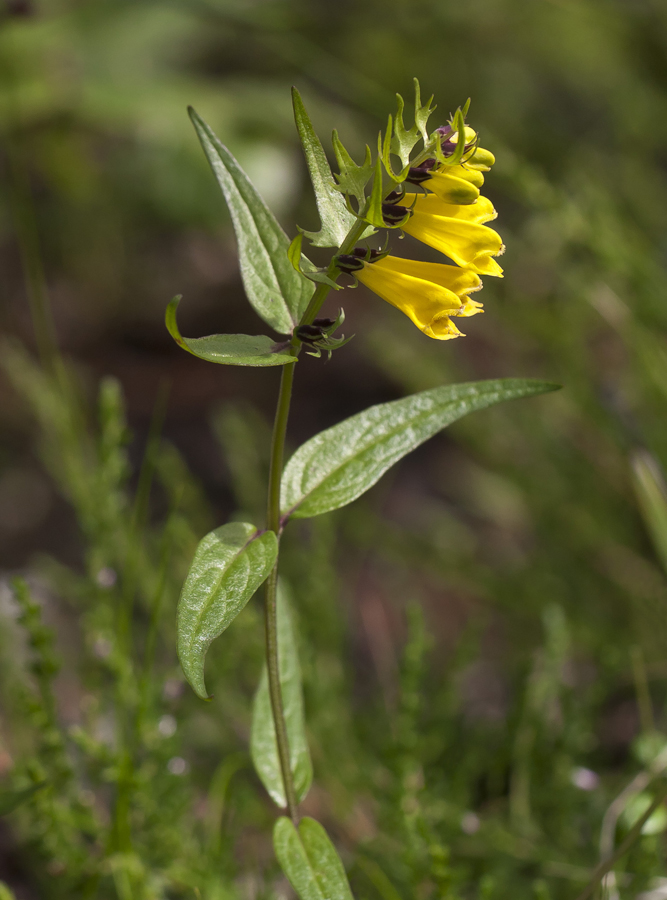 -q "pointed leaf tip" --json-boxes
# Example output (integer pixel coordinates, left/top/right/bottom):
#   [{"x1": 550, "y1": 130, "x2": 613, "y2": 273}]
[
  {"x1": 292, "y1": 90, "x2": 358, "y2": 248},
  {"x1": 165, "y1": 295, "x2": 297, "y2": 367},
  {"x1": 189, "y1": 109, "x2": 313, "y2": 330}
]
